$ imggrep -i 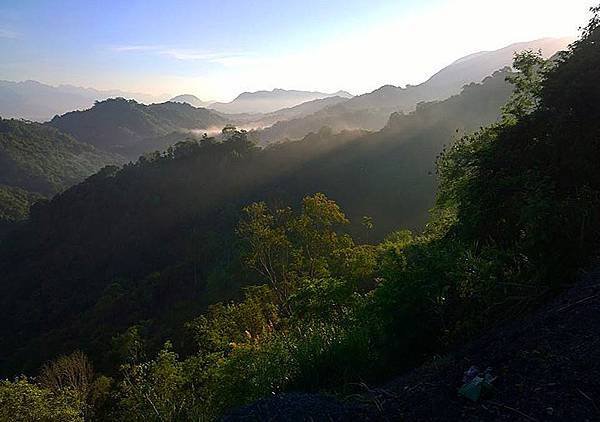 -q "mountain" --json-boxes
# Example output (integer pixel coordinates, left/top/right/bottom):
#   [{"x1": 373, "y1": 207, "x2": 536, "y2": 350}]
[
  {"x1": 210, "y1": 88, "x2": 353, "y2": 114},
  {"x1": 170, "y1": 94, "x2": 214, "y2": 108},
  {"x1": 253, "y1": 37, "x2": 572, "y2": 144},
  {"x1": 0, "y1": 118, "x2": 116, "y2": 235},
  {"x1": 0, "y1": 68, "x2": 512, "y2": 376},
  {"x1": 253, "y1": 103, "x2": 386, "y2": 145},
  {"x1": 232, "y1": 95, "x2": 351, "y2": 131},
  {"x1": 1, "y1": 5, "x2": 599, "y2": 418},
  {"x1": 0, "y1": 185, "x2": 43, "y2": 236},
  {"x1": 344, "y1": 37, "x2": 573, "y2": 111},
  {"x1": 0, "y1": 118, "x2": 116, "y2": 196},
  {"x1": 0, "y1": 80, "x2": 162, "y2": 122},
  {"x1": 48, "y1": 98, "x2": 230, "y2": 159}
]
